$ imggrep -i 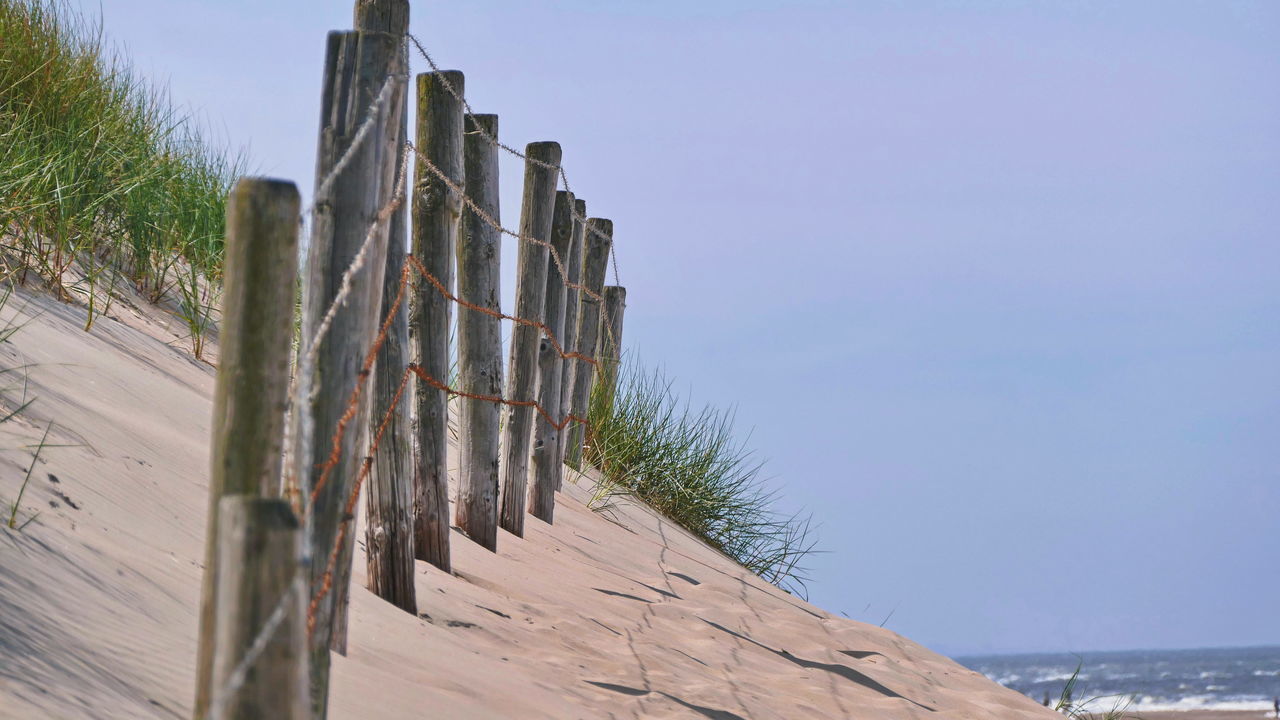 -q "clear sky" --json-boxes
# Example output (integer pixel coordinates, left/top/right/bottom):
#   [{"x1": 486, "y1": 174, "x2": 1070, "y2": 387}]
[{"x1": 77, "y1": 0, "x2": 1280, "y2": 656}]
